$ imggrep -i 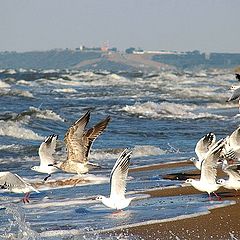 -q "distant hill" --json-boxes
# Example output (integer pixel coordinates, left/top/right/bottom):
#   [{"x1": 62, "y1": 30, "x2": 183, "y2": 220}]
[
  {"x1": 0, "y1": 49, "x2": 239, "y2": 71},
  {"x1": 152, "y1": 51, "x2": 240, "y2": 69},
  {"x1": 0, "y1": 50, "x2": 102, "y2": 69}
]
